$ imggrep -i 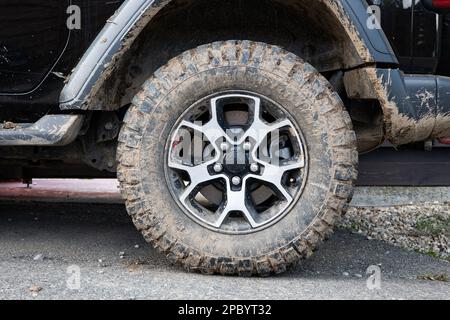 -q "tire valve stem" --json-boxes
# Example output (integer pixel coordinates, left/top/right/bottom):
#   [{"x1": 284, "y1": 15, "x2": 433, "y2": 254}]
[{"x1": 220, "y1": 142, "x2": 228, "y2": 152}]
